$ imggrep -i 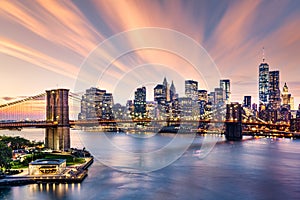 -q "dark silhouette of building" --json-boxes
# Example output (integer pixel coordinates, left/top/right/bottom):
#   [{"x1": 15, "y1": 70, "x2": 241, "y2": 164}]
[
  {"x1": 225, "y1": 103, "x2": 242, "y2": 141},
  {"x1": 243, "y1": 96, "x2": 251, "y2": 109}
]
